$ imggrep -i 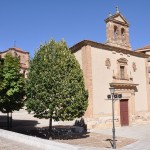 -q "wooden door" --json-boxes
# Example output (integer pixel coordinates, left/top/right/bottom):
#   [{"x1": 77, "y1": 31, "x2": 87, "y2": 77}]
[{"x1": 120, "y1": 99, "x2": 129, "y2": 126}]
